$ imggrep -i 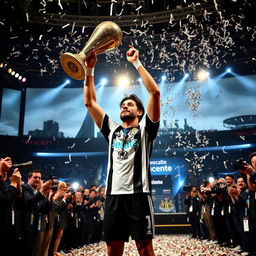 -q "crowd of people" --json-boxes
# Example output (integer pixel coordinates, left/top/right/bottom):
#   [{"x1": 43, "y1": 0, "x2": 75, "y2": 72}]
[
  {"x1": 184, "y1": 152, "x2": 256, "y2": 256},
  {"x1": 2, "y1": 152, "x2": 256, "y2": 256},
  {"x1": 0, "y1": 156, "x2": 106, "y2": 256}
]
